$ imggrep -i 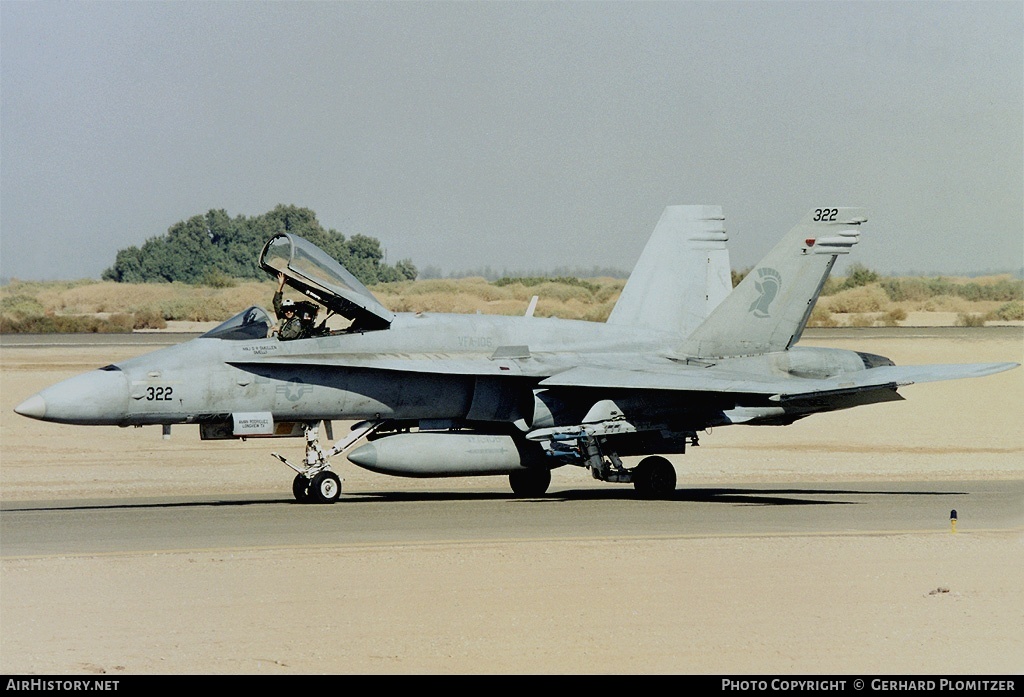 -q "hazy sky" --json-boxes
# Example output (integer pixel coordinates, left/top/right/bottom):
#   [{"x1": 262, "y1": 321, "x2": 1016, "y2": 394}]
[{"x1": 2, "y1": 1, "x2": 1021, "y2": 281}]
